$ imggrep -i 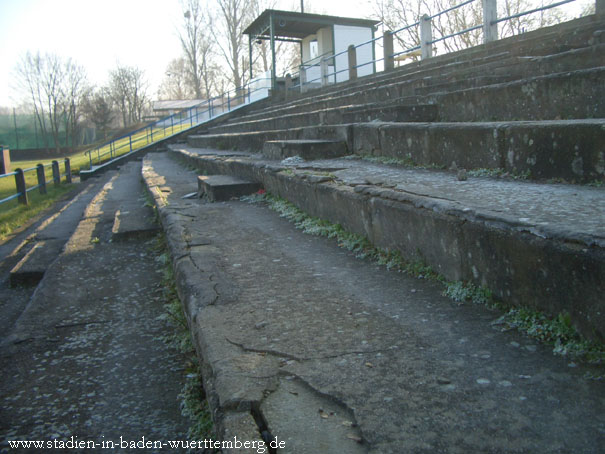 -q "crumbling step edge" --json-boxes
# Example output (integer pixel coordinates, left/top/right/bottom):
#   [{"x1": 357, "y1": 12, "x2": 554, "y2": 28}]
[{"x1": 141, "y1": 158, "x2": 268, "y2": 452}]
